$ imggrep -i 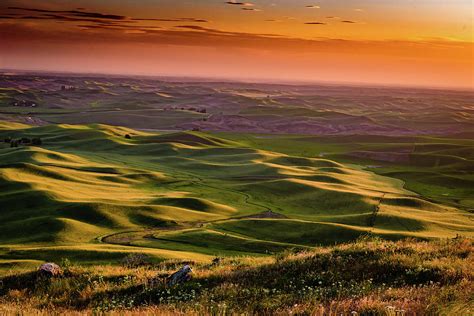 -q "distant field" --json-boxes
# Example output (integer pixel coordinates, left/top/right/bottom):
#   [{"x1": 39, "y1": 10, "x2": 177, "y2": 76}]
[
  {"x1": 1, "y1": 121, "x2": 472, "y2": 267},
  {"x1": 1, "y1": 73, "x2": 473, "y2": 135}
]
